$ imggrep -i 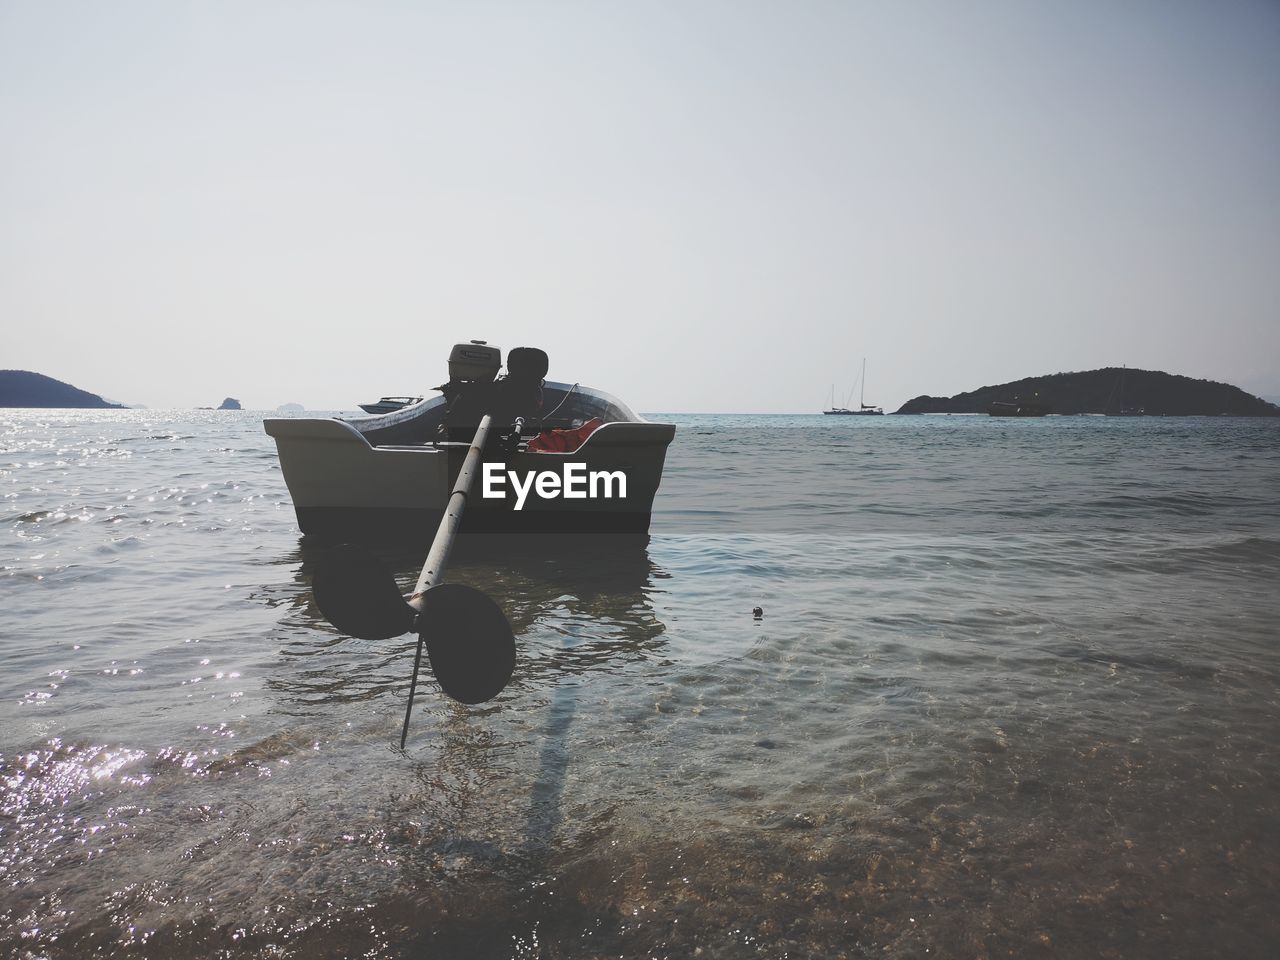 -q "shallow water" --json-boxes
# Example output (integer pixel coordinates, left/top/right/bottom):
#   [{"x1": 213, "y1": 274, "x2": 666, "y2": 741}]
[{"x1": 2, "y1": 410, "x2": 1279, "y2": 958}]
